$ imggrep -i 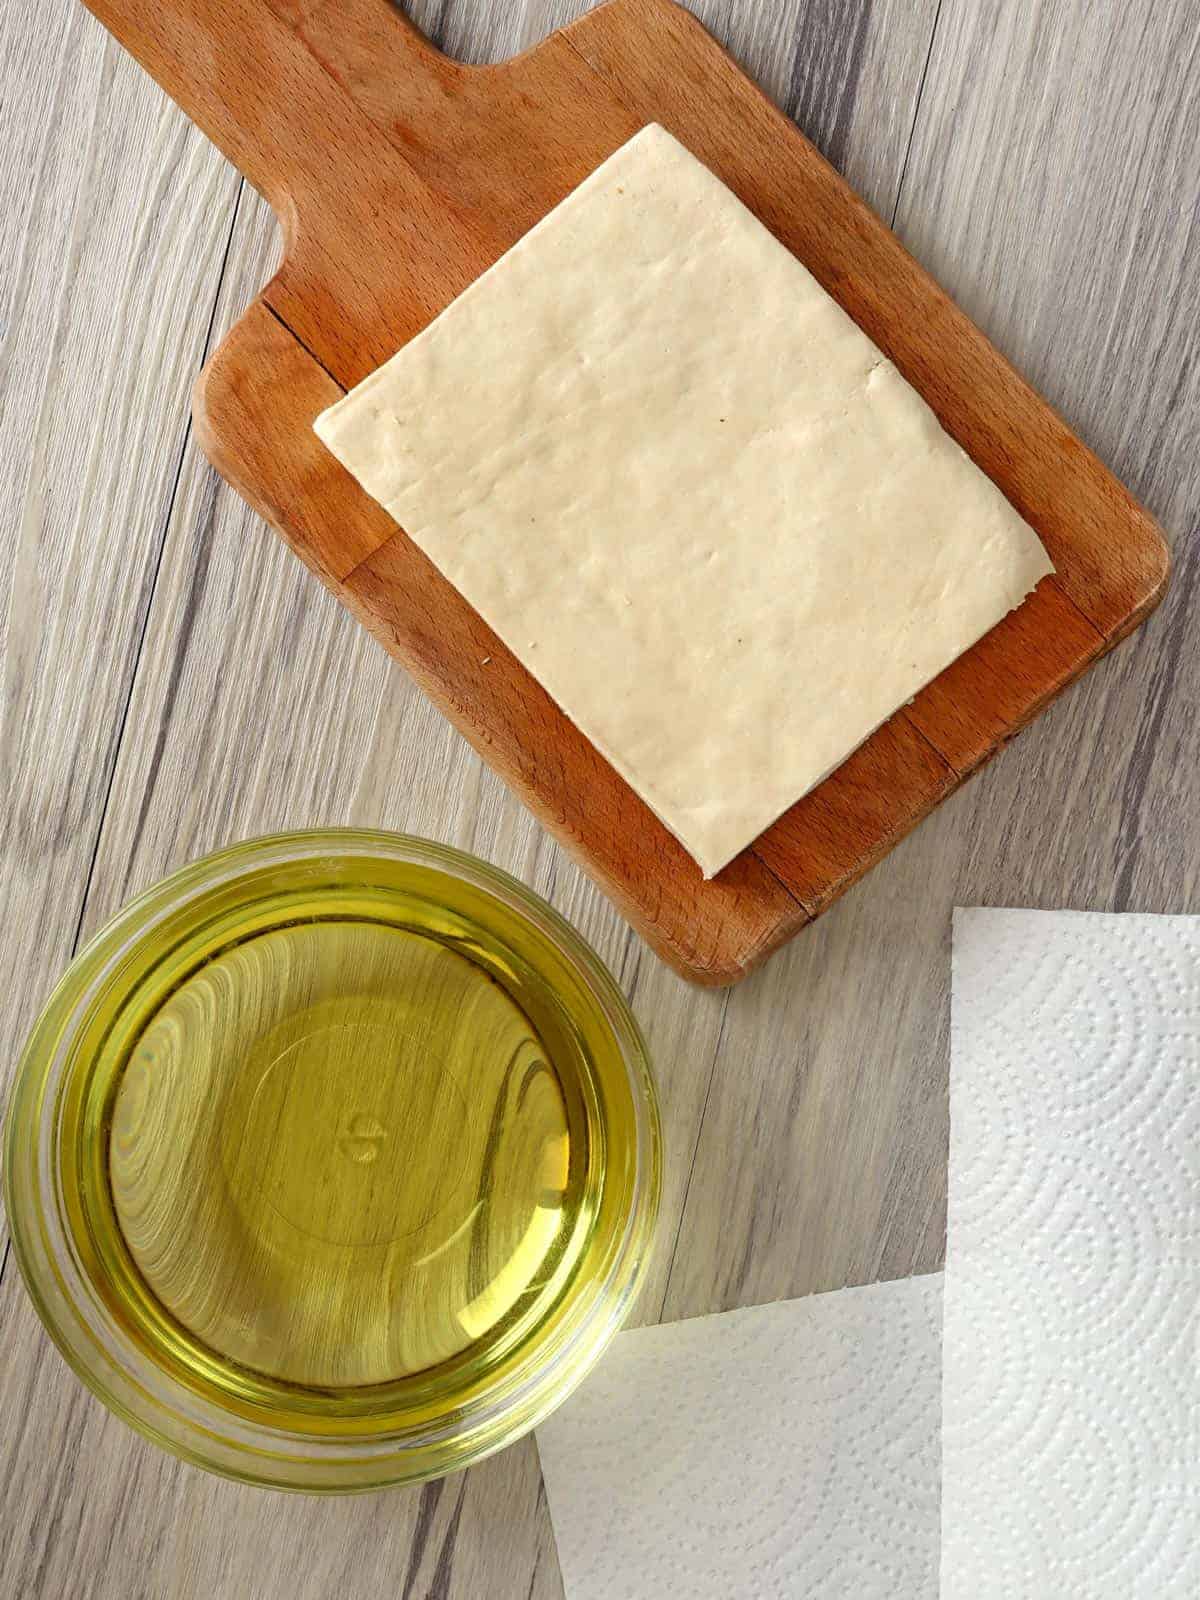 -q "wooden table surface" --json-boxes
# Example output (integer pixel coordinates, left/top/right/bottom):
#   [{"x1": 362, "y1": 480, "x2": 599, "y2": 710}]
[{"x1": 0, "y1": 1, "x2": 1196, "y2": 1594}]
